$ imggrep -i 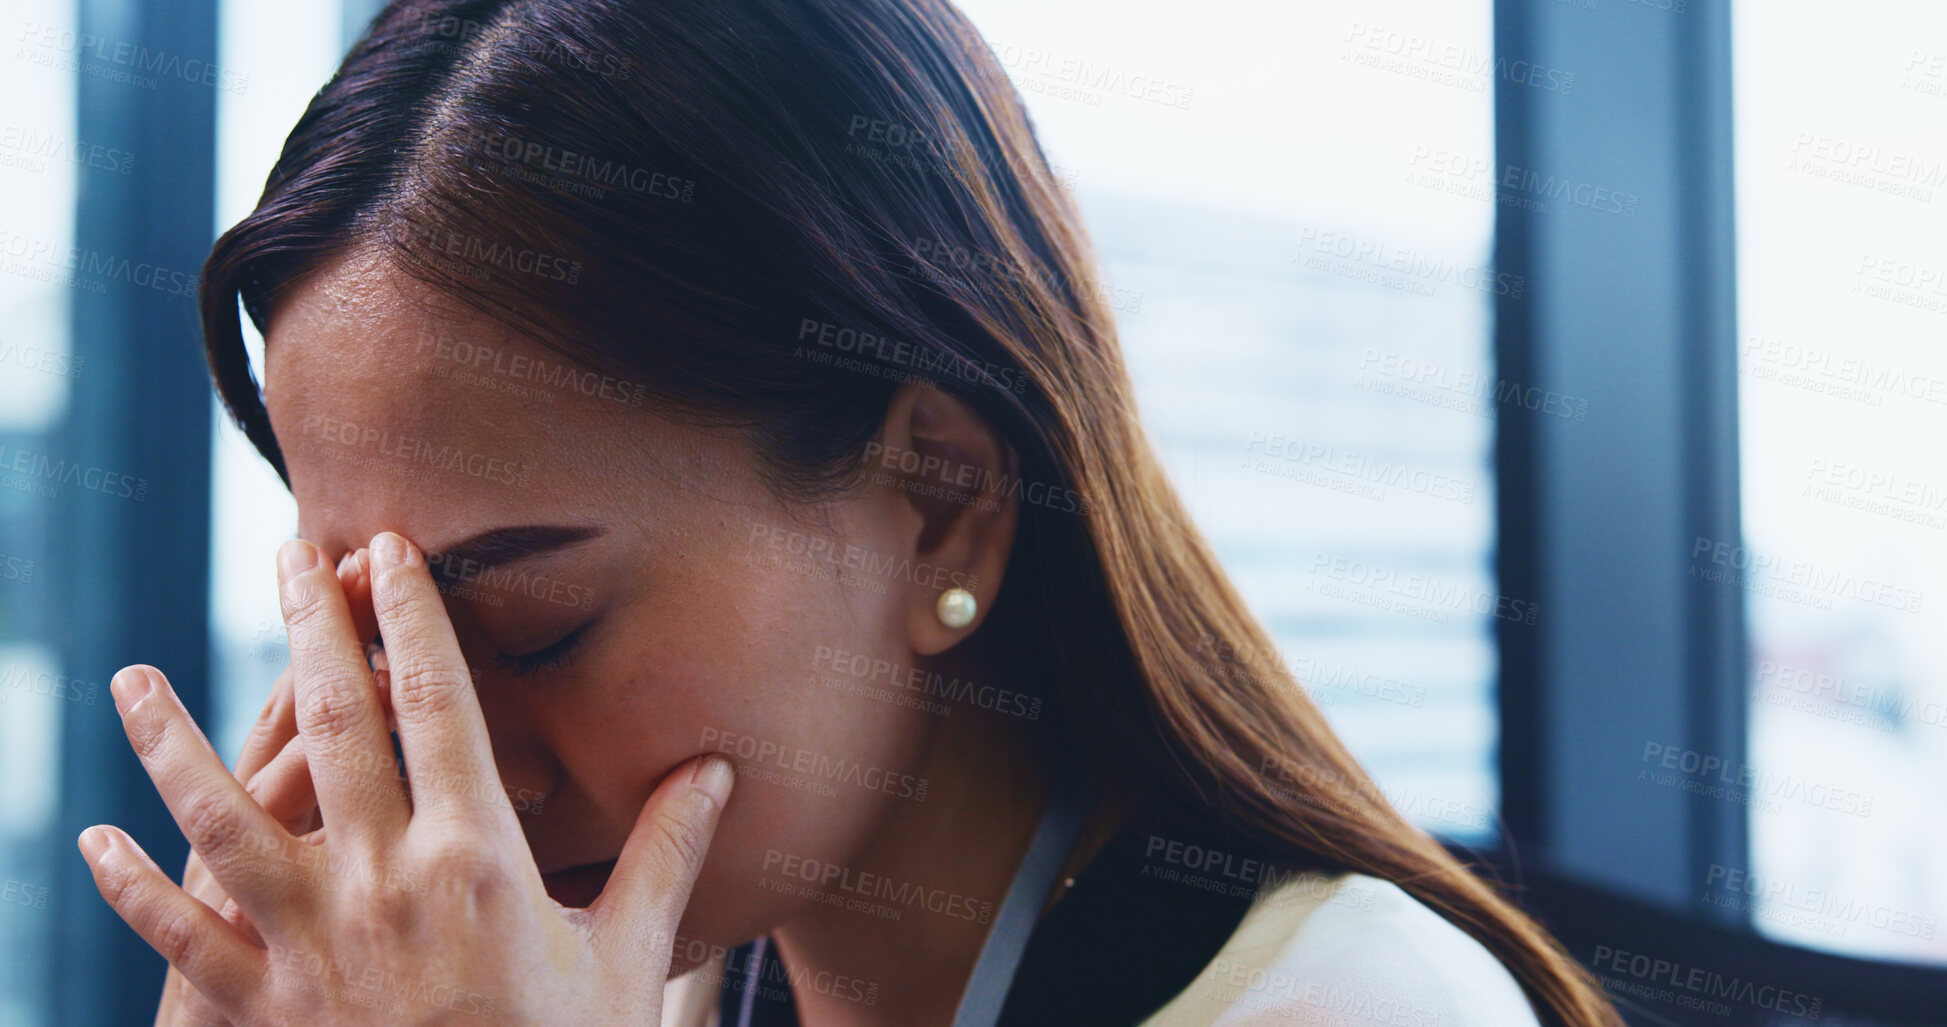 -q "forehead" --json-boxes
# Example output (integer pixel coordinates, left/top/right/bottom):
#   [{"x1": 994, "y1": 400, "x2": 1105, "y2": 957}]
[{"x1": 259, "y1": 249, "x2": 734, "y2": 557}]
